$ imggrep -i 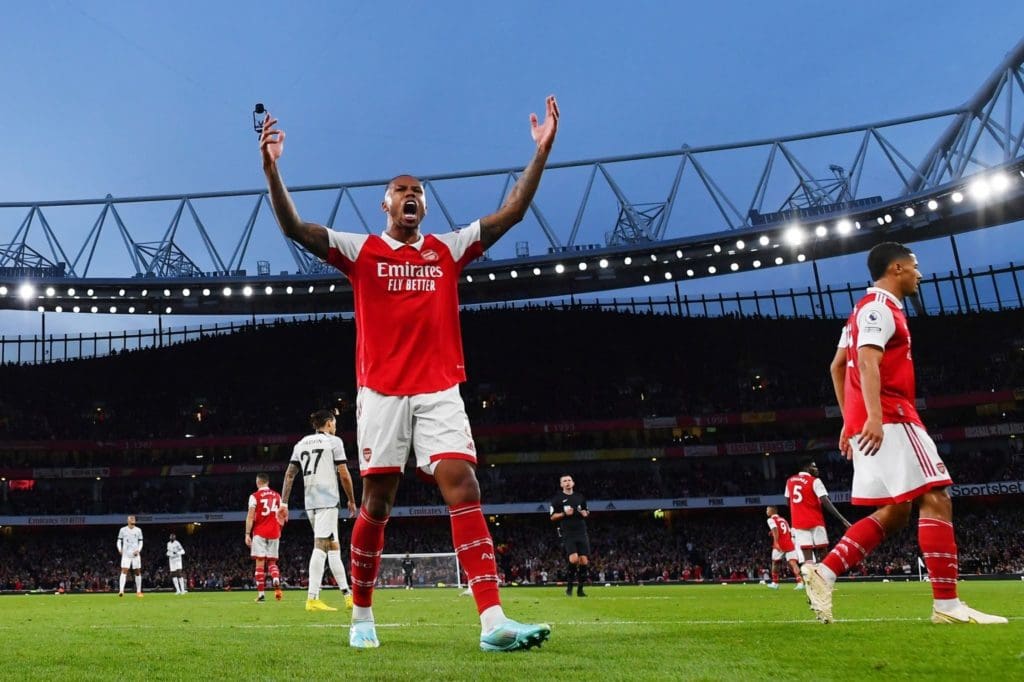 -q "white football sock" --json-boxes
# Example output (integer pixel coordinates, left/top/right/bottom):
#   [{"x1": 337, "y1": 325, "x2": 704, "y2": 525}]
[
  {"x1": 327, "y1": 550, "x2": 350, "y2": 591},
  {"x1": 119, "y1": 574, "x2": 126, "y2": 593},
  {"x1": 480, "y1": 605, "x2": 508, "y2": 632},
  {"x1": 308, "y1": 548, "x2": 327, "y2": 600},
  {"x1": 817, "y1": 564, "x2": 838, "y2": 585}
]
